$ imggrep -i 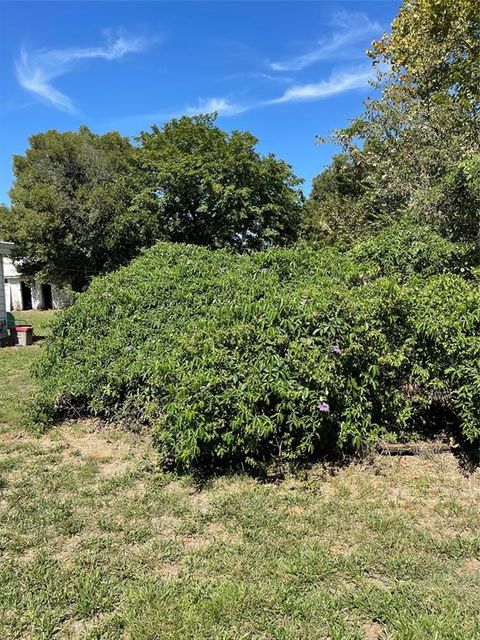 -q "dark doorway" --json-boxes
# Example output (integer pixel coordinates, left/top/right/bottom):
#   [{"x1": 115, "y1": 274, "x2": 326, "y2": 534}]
[
  {"x1": 41, "y1": 284, "x2": 53, "y2": 310},
  {"x1": 20, "y1": 282, "x2": 32, "y2": 310}
]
